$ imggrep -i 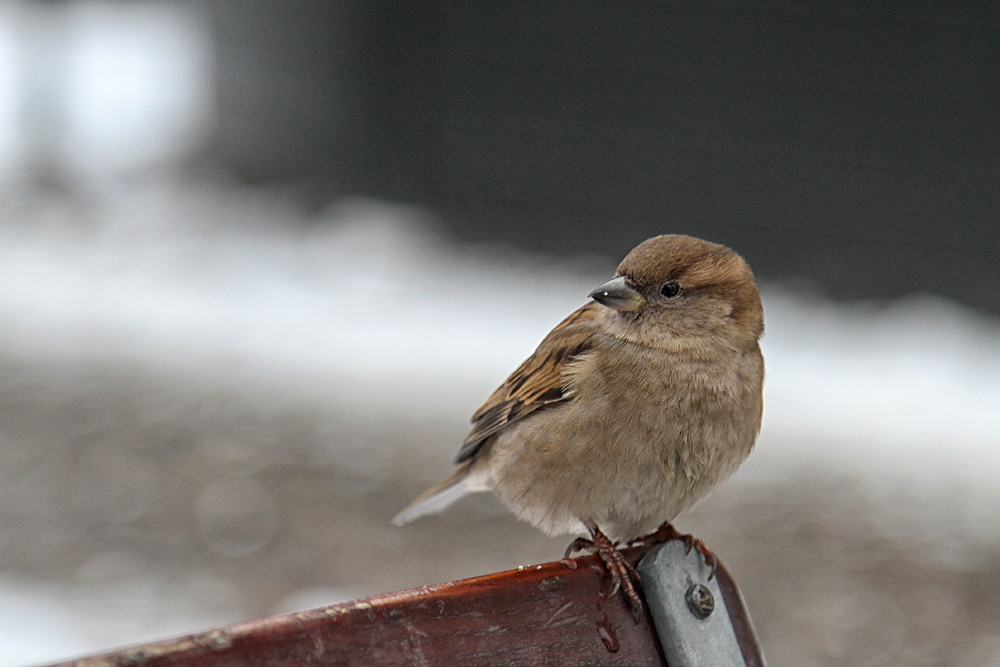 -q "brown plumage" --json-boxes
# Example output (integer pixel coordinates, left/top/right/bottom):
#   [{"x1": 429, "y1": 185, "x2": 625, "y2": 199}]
[
  {"x1": 393, "y1": 234, "x2": 764, "y2": 555},
  {"x1": 455, "y1": 303, "x2": 598, "y2": 464}
]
